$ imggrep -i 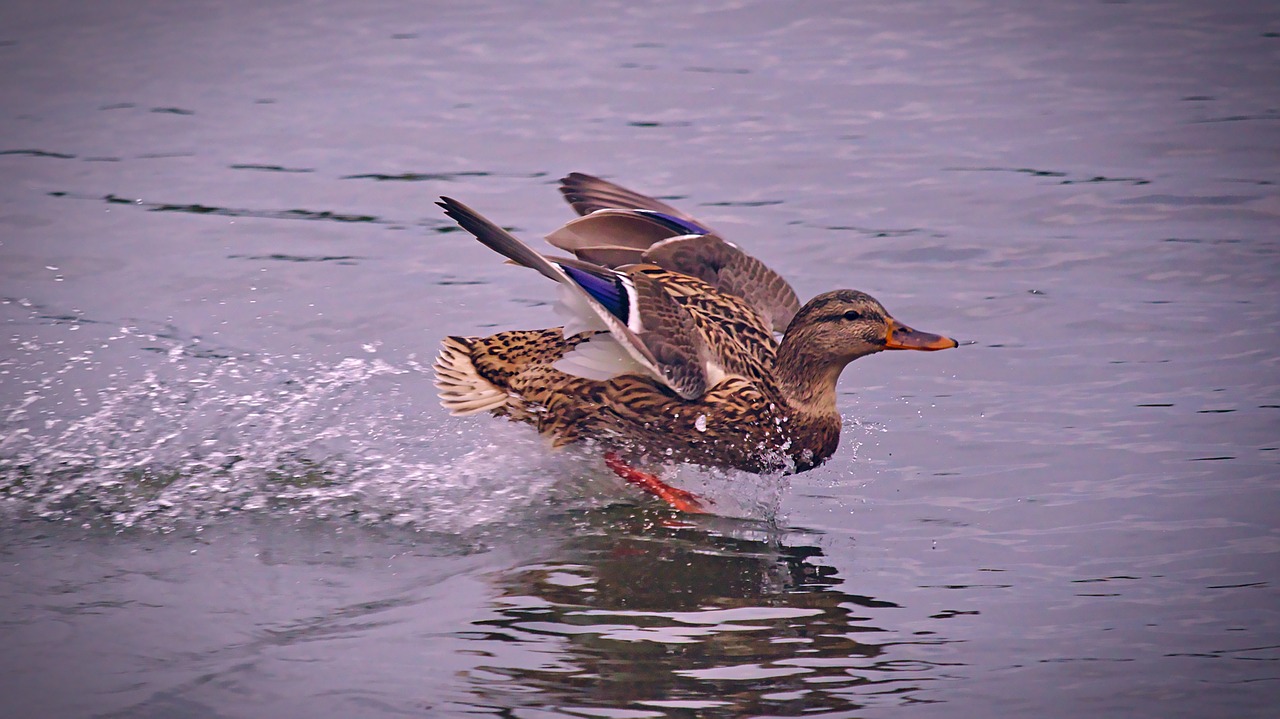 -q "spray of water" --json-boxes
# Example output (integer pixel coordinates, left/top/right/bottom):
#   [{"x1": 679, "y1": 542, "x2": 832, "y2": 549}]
[{"x1": 1, "y1": 322, "x2": 793, "y2": 532}]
